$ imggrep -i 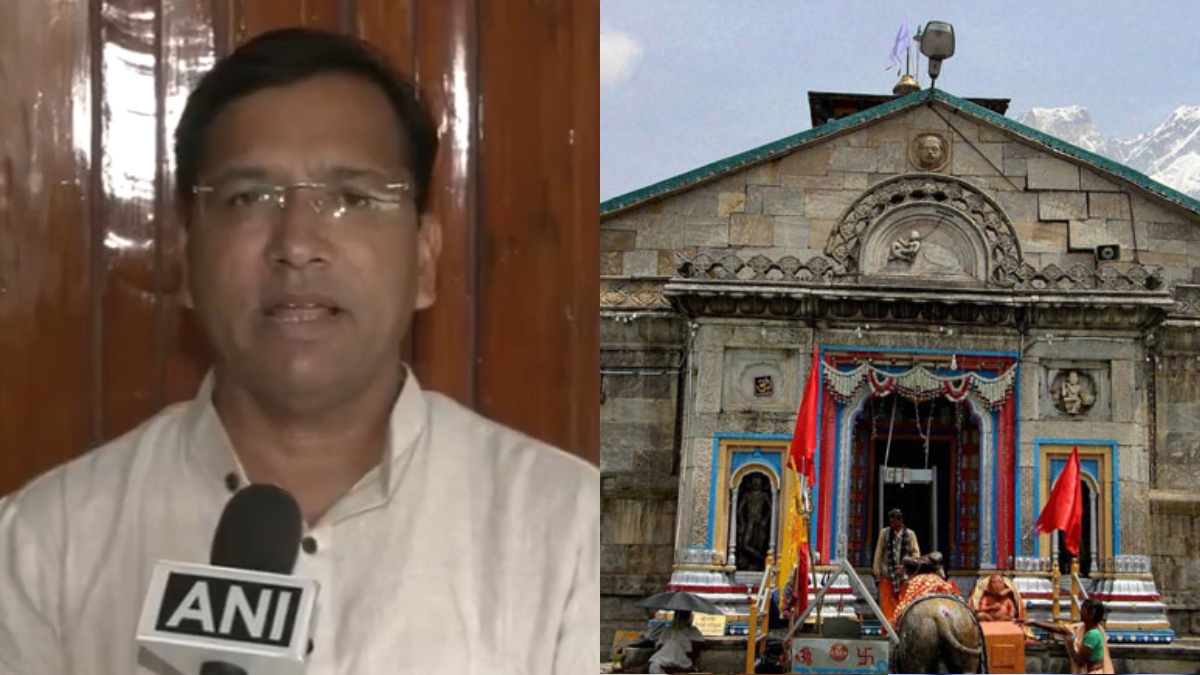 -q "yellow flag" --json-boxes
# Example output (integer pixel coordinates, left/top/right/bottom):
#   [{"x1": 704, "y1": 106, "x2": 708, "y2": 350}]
[{"x1": 777, "y1": 467, "x2": 809, "y2": 614}]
